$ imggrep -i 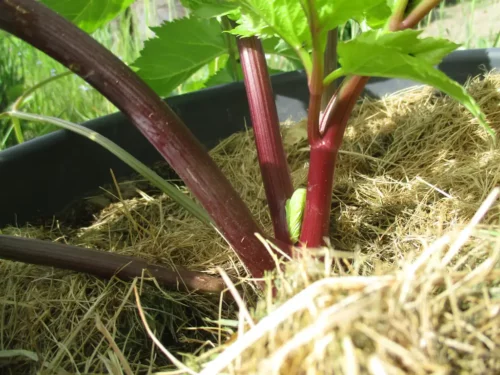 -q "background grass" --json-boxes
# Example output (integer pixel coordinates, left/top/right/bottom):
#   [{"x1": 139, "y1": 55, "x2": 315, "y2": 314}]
[
  {"x1": 0, "y1": 0, "x2": 498, "y2": 150},
  {"x1": 0, "y1": 0, "x2": 161, "y2": 150},
  {"x1": 421, "y1": 0, "x2": 500, "y2": 49}
]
